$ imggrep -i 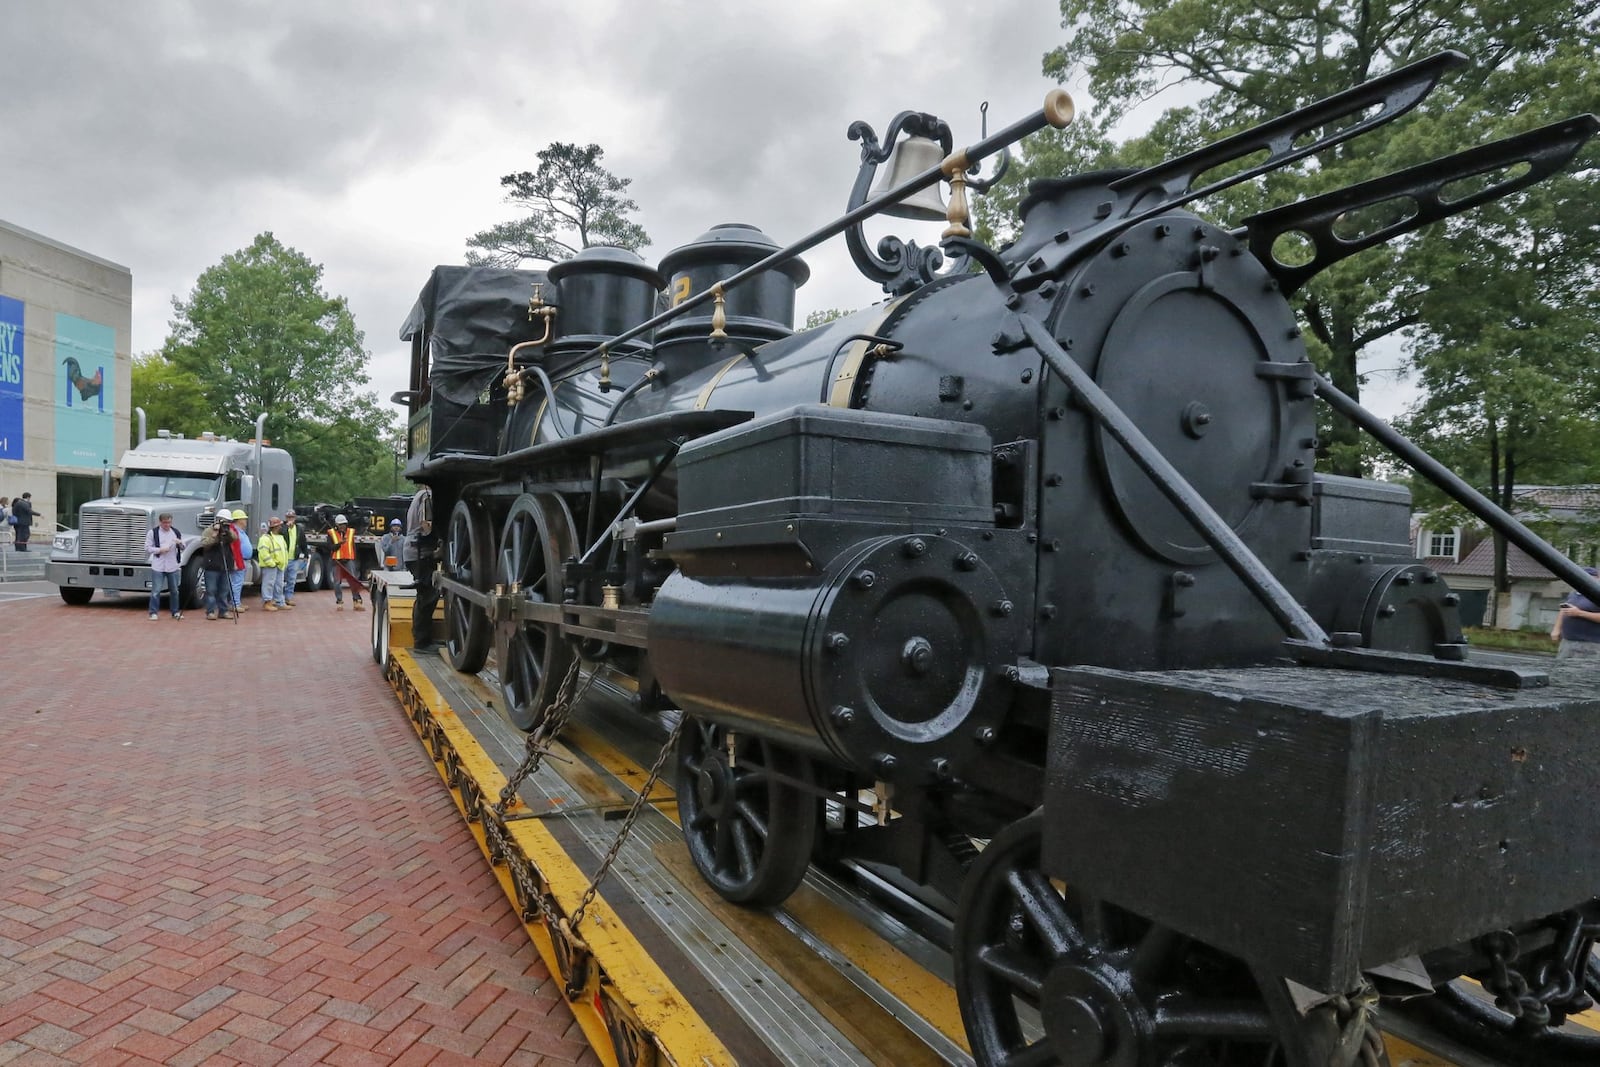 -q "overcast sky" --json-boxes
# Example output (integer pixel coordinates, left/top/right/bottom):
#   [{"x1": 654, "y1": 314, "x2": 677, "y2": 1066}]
[
  {"x1": 2, "y1": 1, "x2": 1078, "y2": 418},
  {"x1": 4, "y1": 1, "x2": 1420, "y2": 426}
]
